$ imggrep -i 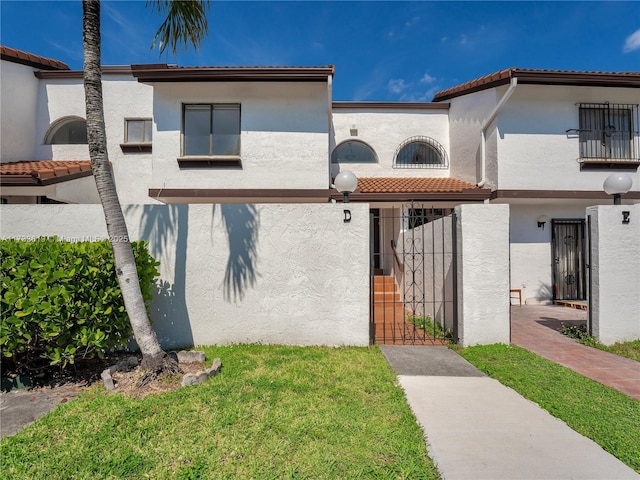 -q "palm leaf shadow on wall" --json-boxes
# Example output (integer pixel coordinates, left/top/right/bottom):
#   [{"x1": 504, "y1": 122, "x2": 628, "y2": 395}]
[
  {"x1": 127, "y1": 204, "x2": 194, "y2": 349},
  {"x1": 218, "y1": 204, "x2": 260, "y2": 302}
]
